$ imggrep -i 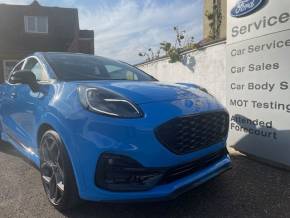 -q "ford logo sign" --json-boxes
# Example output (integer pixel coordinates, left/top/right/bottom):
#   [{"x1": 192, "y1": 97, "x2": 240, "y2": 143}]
[{"x1": 231, "y1": 0, "x2": 265, "y2": 17}]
